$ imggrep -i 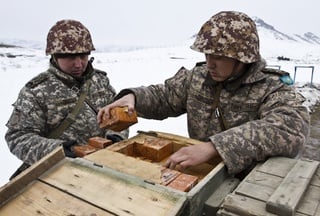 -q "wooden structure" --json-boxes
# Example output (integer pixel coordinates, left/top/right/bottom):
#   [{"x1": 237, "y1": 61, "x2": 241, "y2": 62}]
[
  {"x1": 0, "y1": 131, "x2": 230, "y2": 216},
  {"x1": 217, "y1": 157, "x2": 320, "y2": 216},
  {"x1": 1, "y1": 131, "x2": 319, "y2": 215}
]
